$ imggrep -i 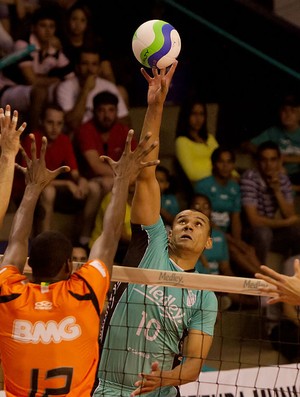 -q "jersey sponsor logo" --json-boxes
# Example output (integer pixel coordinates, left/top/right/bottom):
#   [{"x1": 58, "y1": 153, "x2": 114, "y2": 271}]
[
  {"x1": 34, "y1": 300, "x2": 52, "y2": 310},
  {"x1": 12, "y1": 316, "x2": 81, "y2": 343},
  {"x1": 134, "y1": 285, "x2": 185, "y2": 324}
]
